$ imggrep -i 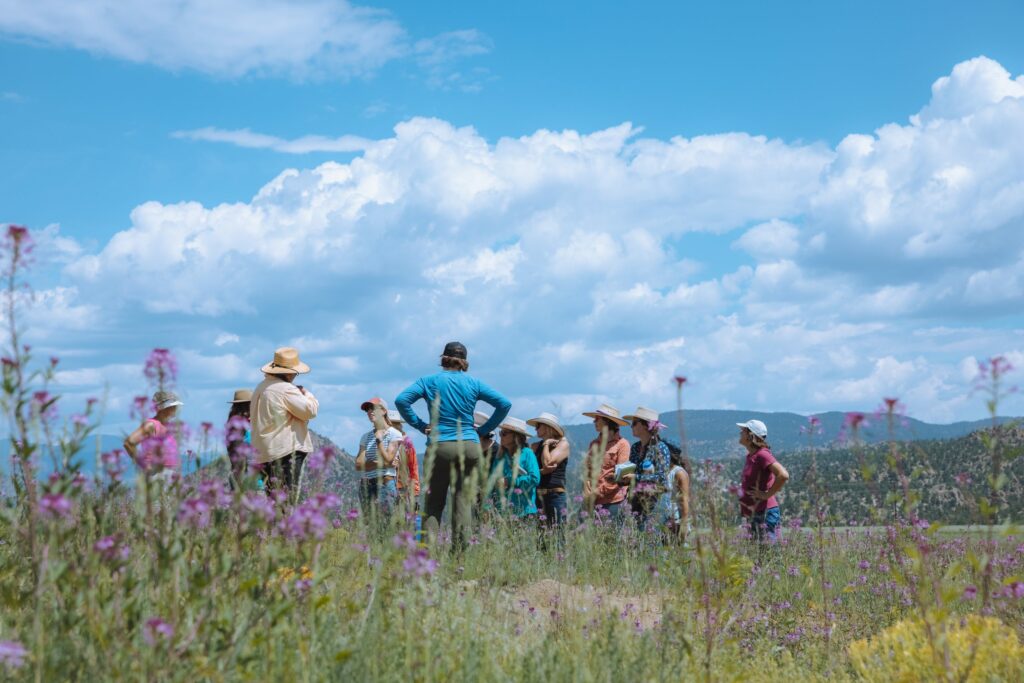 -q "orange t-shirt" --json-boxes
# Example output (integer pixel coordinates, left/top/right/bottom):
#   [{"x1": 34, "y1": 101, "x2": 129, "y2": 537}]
[{"x1": 586, "y1": 436, "x2": 629, "y2": 505}]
